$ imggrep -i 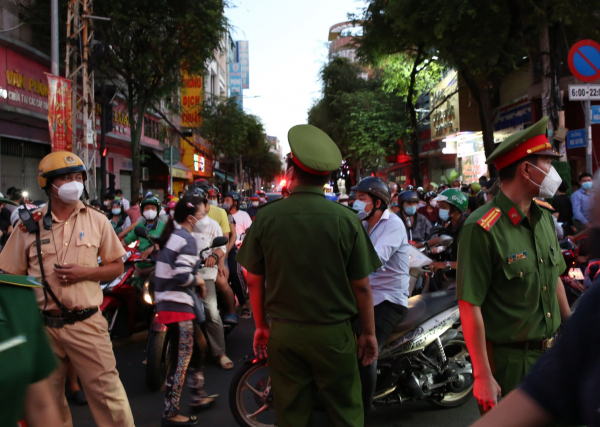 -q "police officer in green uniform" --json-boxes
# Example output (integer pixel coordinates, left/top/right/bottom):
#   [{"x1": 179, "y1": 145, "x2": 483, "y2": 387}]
[
  {"x1": 237, "y1": 124, "x2": 382, "y2": 427},
  {"x1": 0, "y1": 280, "x2": 60, "y2": 426},
  {"x1": 456, "y1": 117, "x2": 572, "y2": 414}
]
